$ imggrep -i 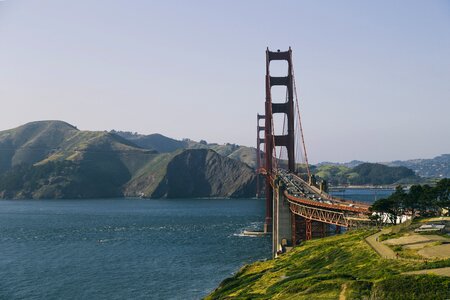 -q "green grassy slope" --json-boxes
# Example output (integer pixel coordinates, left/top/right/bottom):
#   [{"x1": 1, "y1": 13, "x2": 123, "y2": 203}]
[
  {"x1": 313, "y1": 163, "x2": 421, "y2": 186},
  {"x1": 206, "y1": 230, "x2": 450, "y2": 300},
  {"x1": 0, "y1": 120, "x2": 78, "y2": 172},
  {"x1": 123, "y1": 151, "x2": 179, "y2": 197},
  {"x1": 0, "y1": 121, "x2": 160, "y2": 198},
  {"x1": 0, "y1": 121, "x2": 257, "y2": 199}
]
